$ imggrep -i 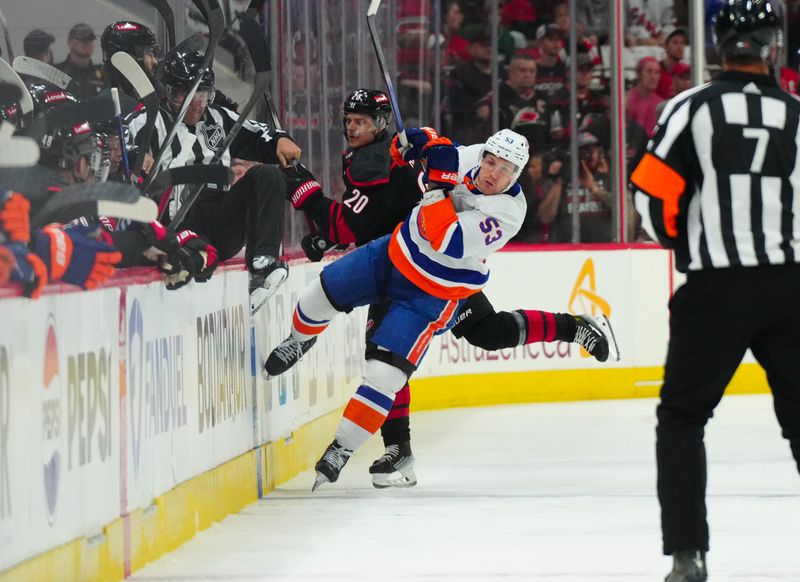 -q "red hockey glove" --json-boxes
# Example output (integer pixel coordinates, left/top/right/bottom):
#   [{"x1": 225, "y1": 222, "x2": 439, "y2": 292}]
[
  {"x1": 282, "y1": 163, "x2": 323, "y2": 211},
  {"x1": 390, "y1": 127, "x2": 440, "y2": 166},
  {"x1": 0, "y1": 191, "x2": 31, "y2": 243},
  {"x1": 421, "y1": 137, "x2": 459, "y2": 190},
  {"x1": 163, "y1": 230, "x2": 218, "y2": 290}
]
